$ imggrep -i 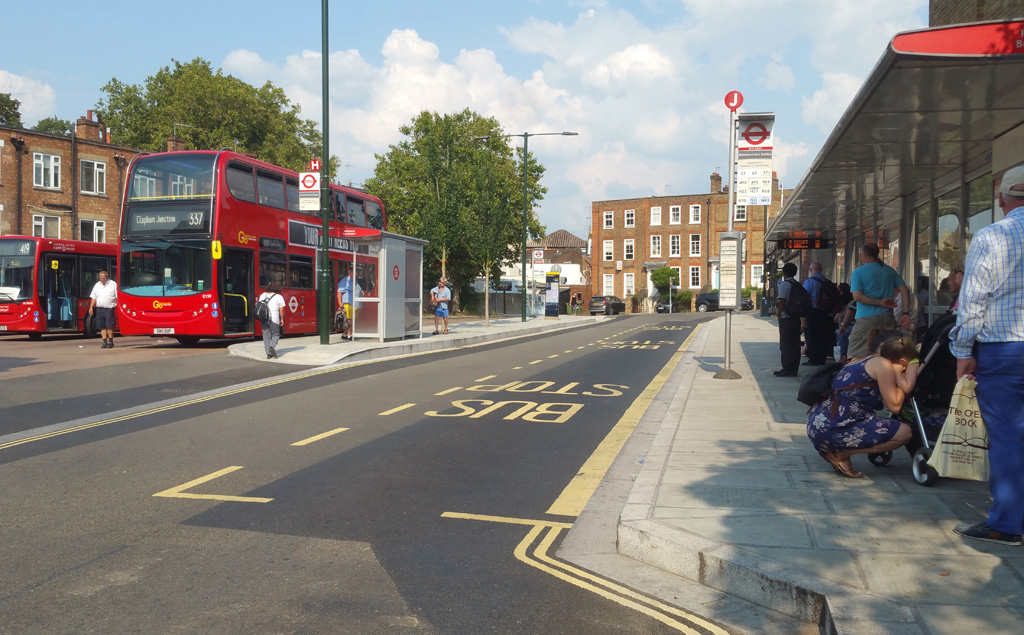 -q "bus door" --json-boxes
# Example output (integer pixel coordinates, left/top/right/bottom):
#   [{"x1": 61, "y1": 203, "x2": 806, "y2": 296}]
[
  {"x1": 220, "y1": 248, "x2": 254, "y2": 334},
  {"x1": 40, "y1": 254, "x2": 77, "y2": 330}
]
